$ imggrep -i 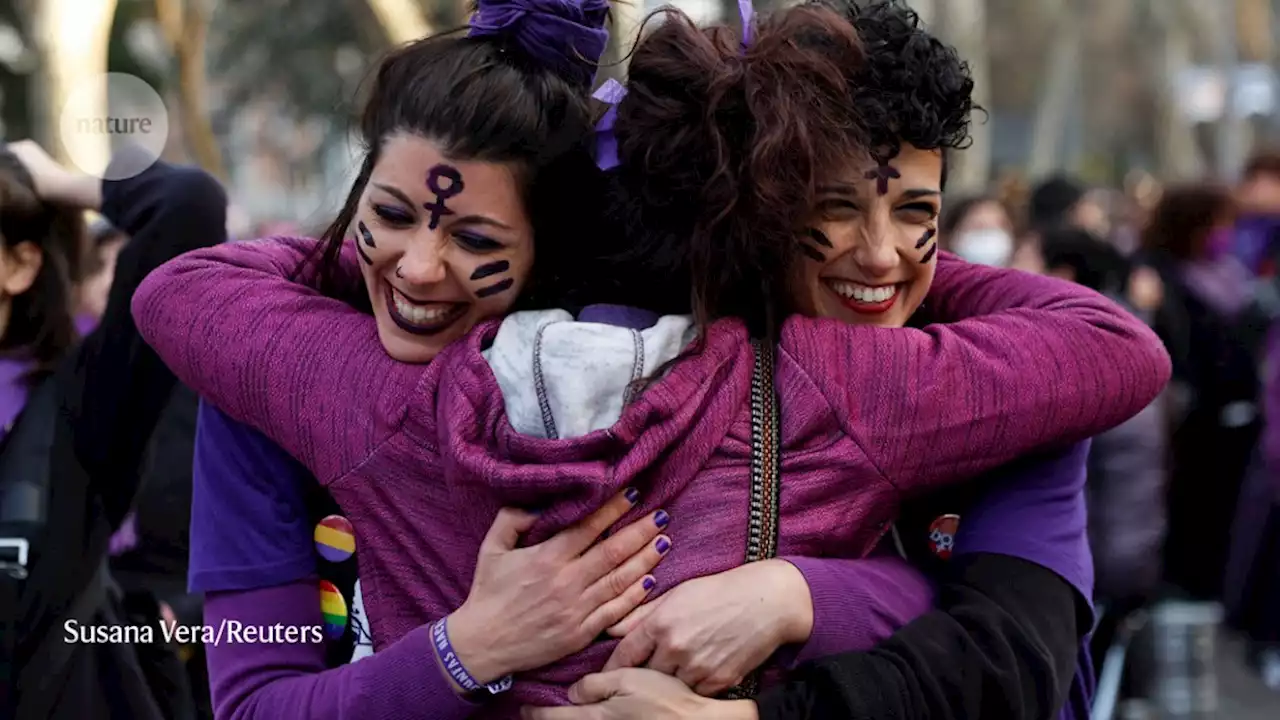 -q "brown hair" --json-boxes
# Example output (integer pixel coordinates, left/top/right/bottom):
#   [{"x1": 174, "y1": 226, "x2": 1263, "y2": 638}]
[
  {"x1": 1139, "y1": 183, "x2": 1234, "y2": 262},
  {"x1": 0, "y1": 149, "x2": 82, "y2": 384},
  {"x1": 1244, "y1": 150, "x2": 1280, "y2": 181},
  {"x1": 595, "y1": 4, "x2": 866, "y2": 340}
]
